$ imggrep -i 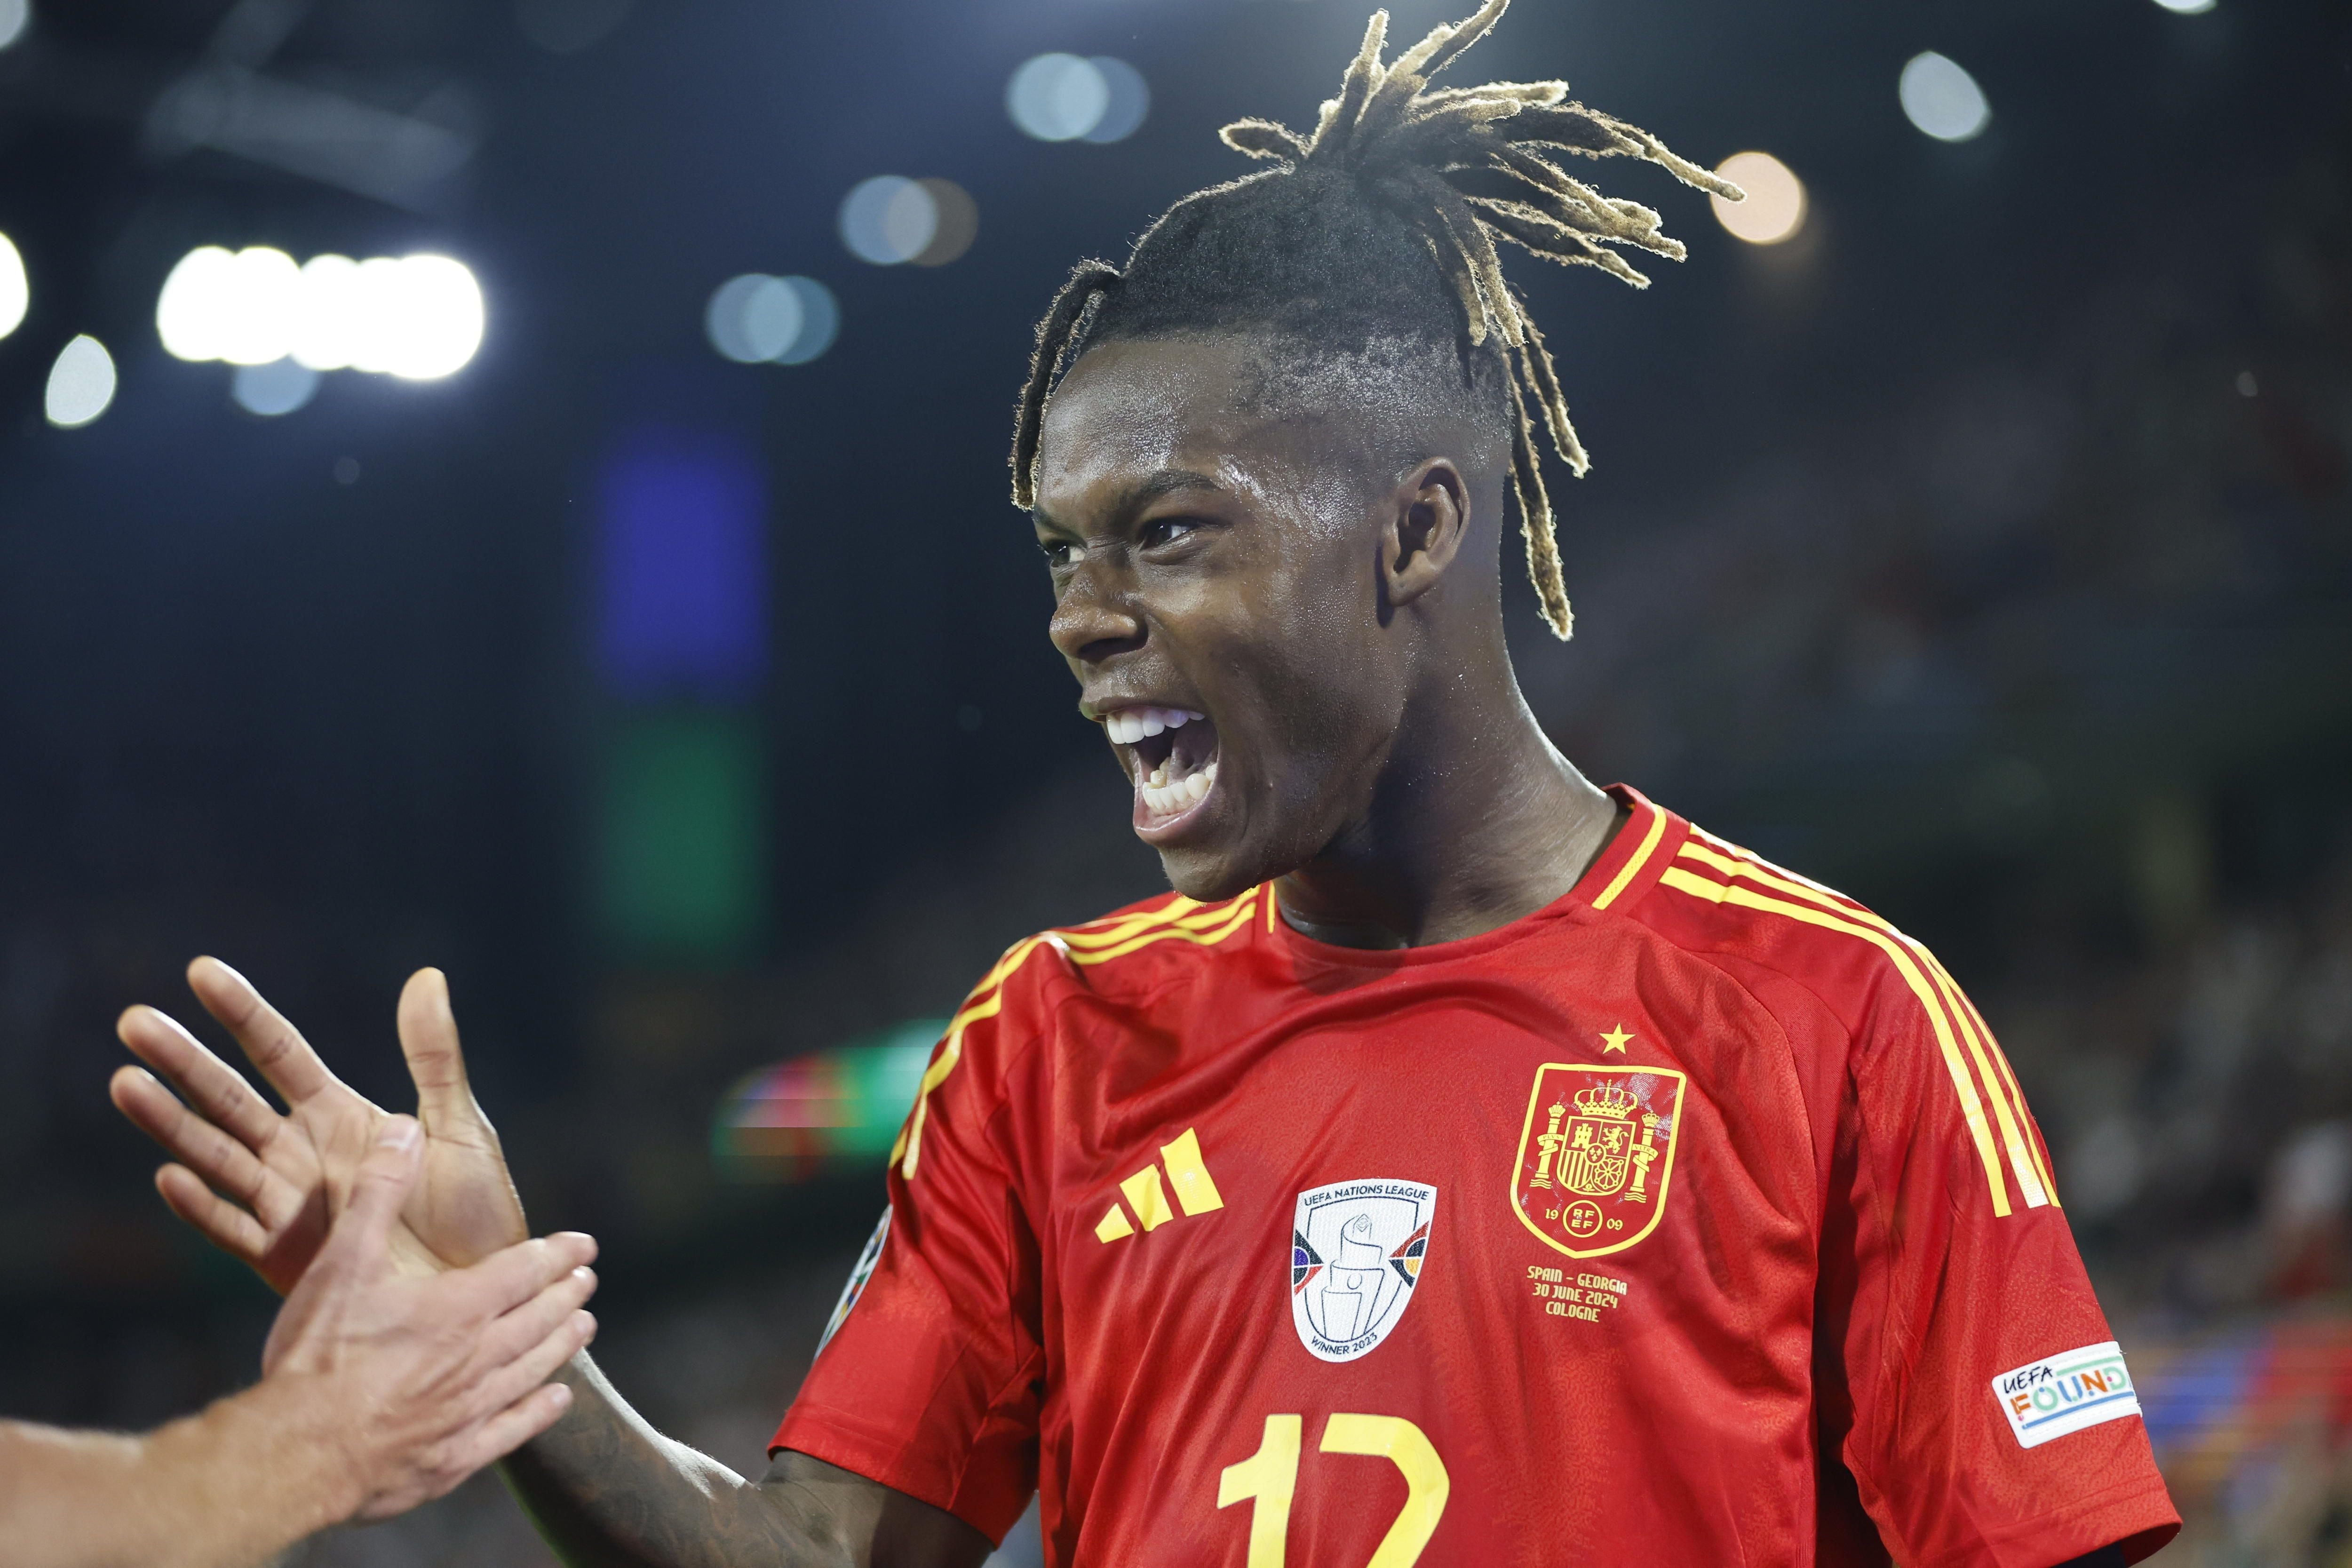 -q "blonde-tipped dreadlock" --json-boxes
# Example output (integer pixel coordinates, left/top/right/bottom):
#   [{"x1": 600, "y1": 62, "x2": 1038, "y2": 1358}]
[{"x1": 1009, "y1": 0, "x2": 1740, "y2": 639}]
